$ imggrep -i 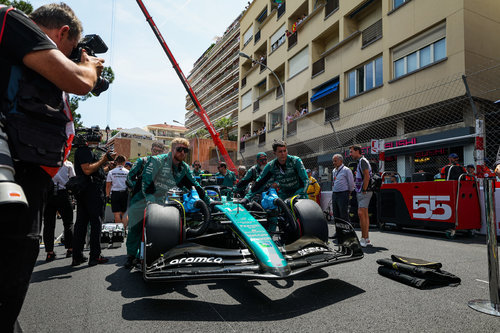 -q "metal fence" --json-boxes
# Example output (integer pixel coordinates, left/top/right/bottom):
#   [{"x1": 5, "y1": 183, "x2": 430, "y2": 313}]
[{"x1": 233, "y1": 60, "x2": 500, "y2": 190}]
